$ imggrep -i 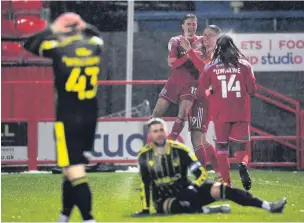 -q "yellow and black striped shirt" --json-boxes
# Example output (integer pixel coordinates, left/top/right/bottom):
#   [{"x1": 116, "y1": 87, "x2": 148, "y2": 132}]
[
  {"x1": 137, "y1": 140, "x2": 208, "y2": 211},
  {"x1": 24, "y1": 26, "x2": 103, "y2": 121}
]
